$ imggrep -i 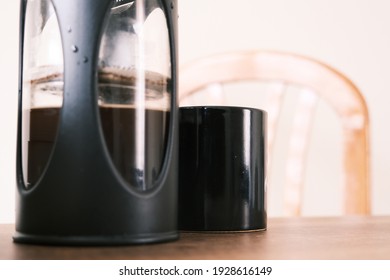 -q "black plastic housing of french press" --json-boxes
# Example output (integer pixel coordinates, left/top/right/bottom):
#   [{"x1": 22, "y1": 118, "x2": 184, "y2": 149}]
[{"x1": 15, "y1": 0, "x2": 178, "y2": 245}]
